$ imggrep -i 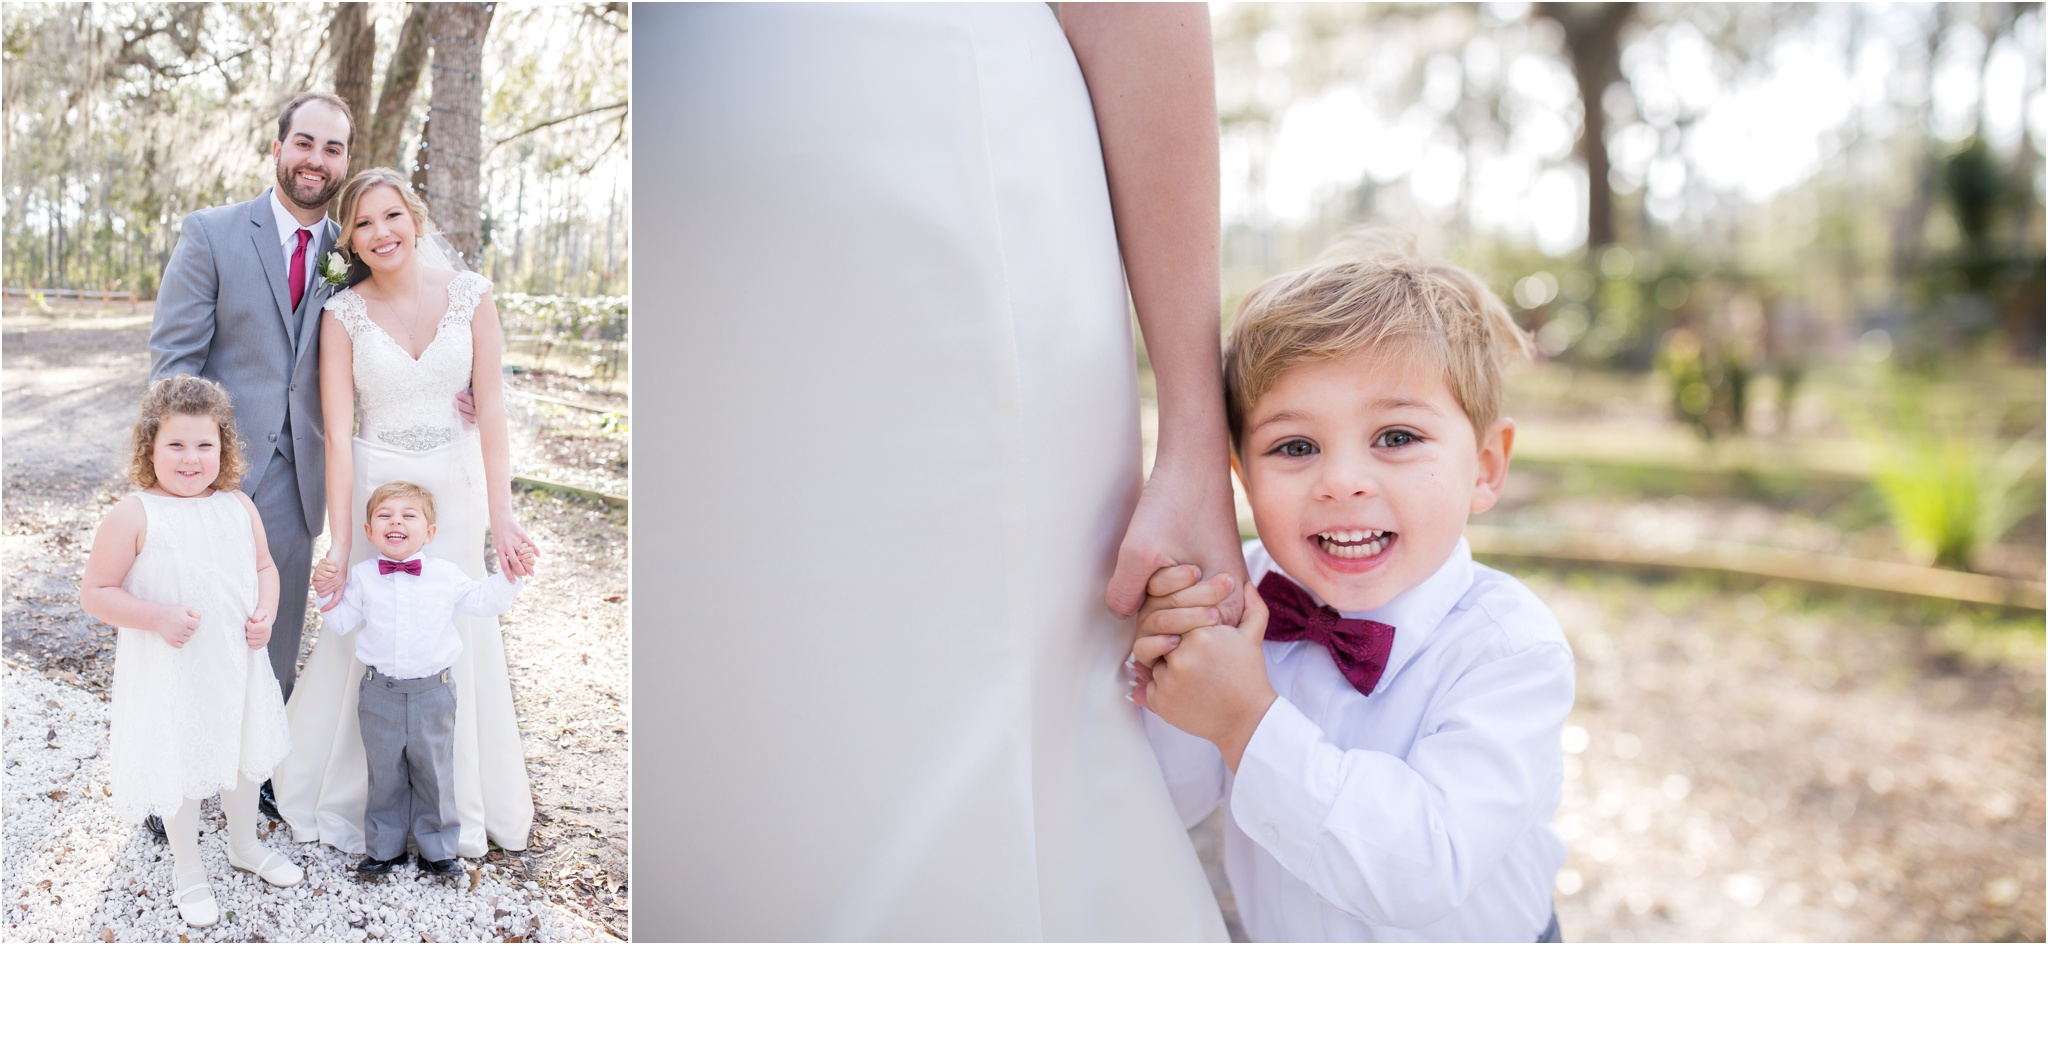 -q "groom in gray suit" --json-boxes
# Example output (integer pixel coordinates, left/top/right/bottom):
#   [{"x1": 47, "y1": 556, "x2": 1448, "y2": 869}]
[{"x1": 149, "y1": 91, "x2": 354, "y2": 714}]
